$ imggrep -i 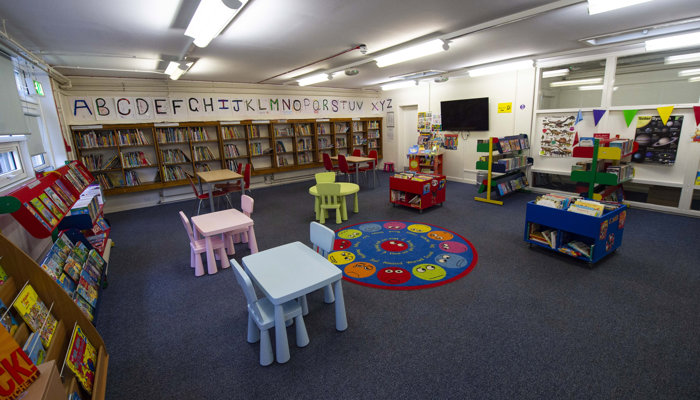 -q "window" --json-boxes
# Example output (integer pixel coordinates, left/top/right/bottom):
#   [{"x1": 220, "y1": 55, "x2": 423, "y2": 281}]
[
  {"x1": 0, "y1": 140, "x2": 29, "y2": 189},
  {"x1": 31, "y1": 153, "x2": 46, "y2": 168},
  {"x1": 537, "y1": 59, "x2": 607, "y2": 110}
]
